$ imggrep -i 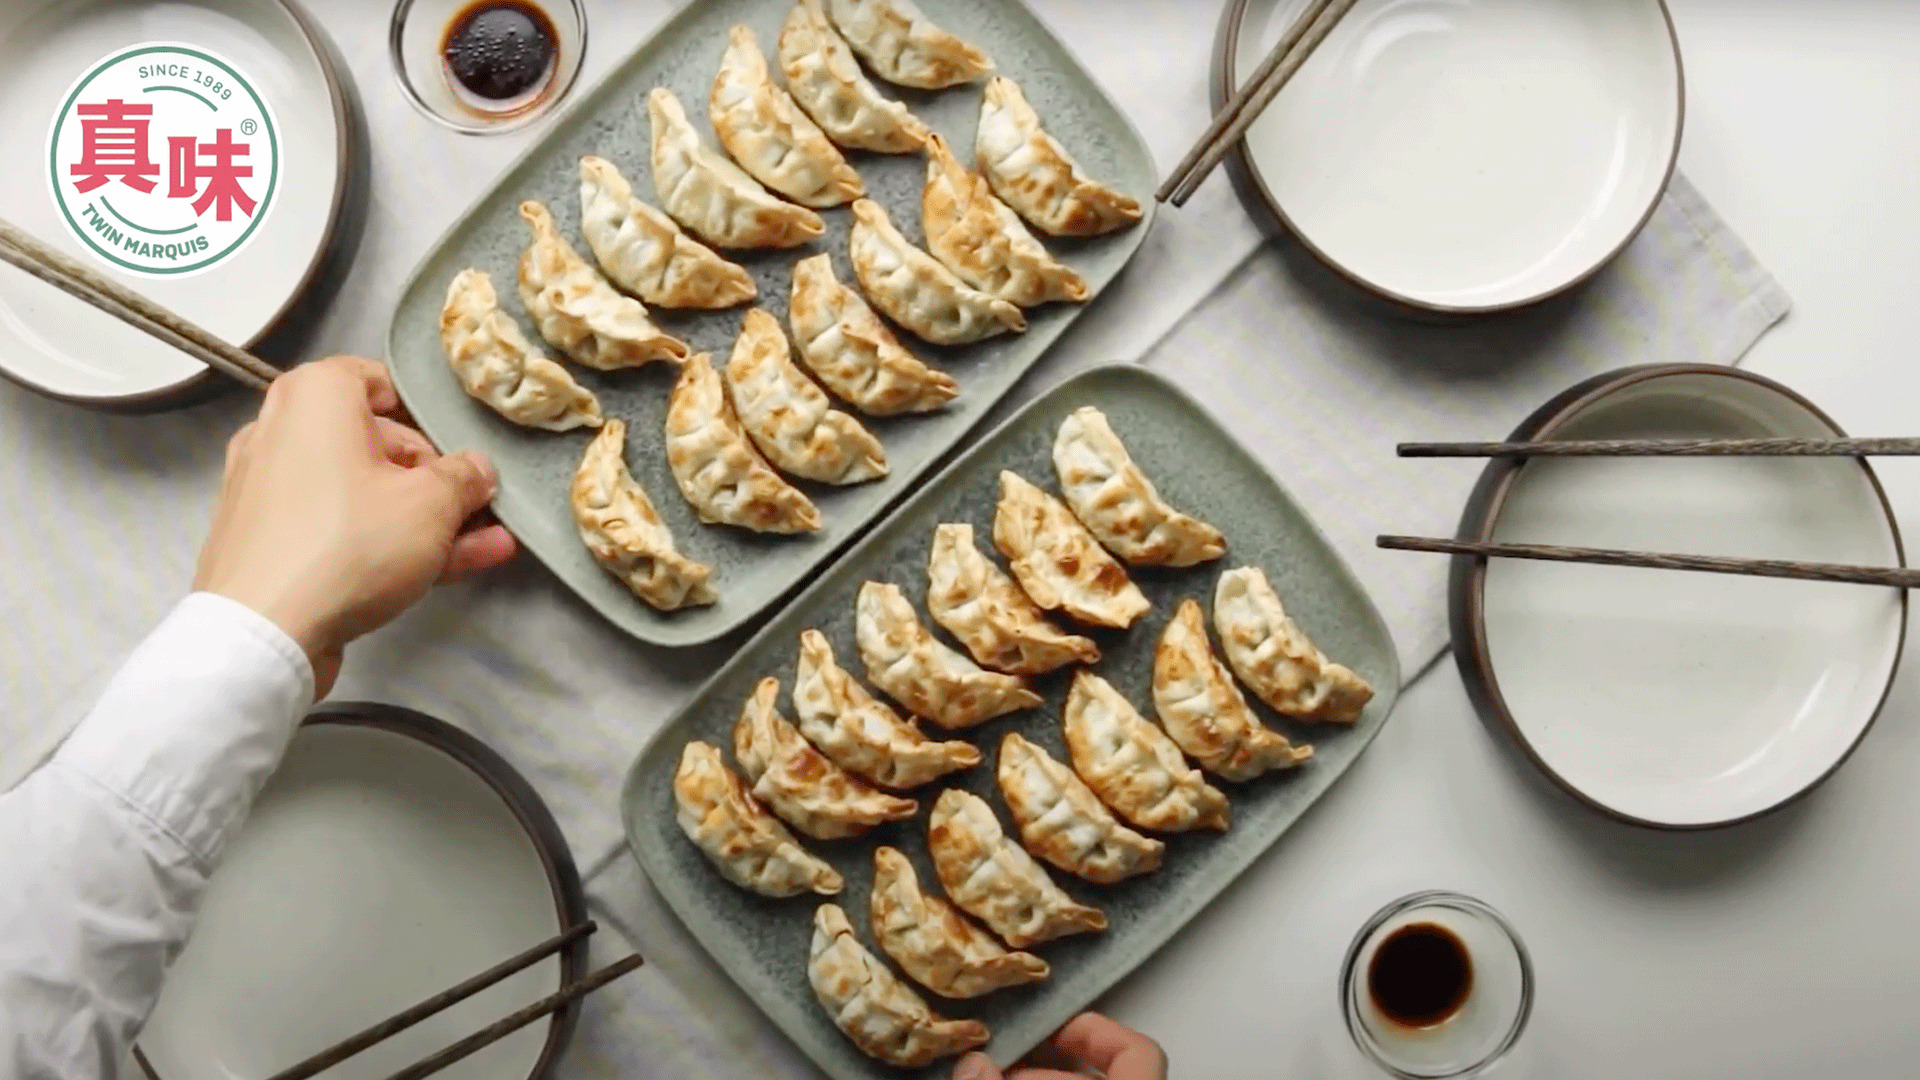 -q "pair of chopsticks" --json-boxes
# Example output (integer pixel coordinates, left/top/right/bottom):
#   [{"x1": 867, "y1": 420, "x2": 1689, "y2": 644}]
[
  {"x1": 1380, "y1": 438, "x2": 1920, "y2": 588},
  {"x1": 0, "y1": 216, "x2": 278, "y2": 392},
  {"x1": 1157, "y1": 0, "x2": 1361, "y2": 206},
  {"x1": 133, "y1": 922, "x2": 644, "y2": 1080}
]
